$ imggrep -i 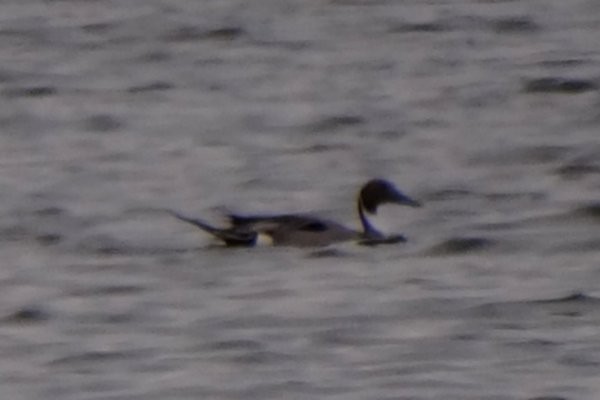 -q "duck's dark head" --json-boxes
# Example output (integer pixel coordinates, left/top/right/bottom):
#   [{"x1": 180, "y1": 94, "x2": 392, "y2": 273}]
[
  {"x1": 359, "y1": 179, "x2": 421, "y2": 214},
  {"x1": 357, "y1": 179, "x2": 421, "y2": 240}
]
